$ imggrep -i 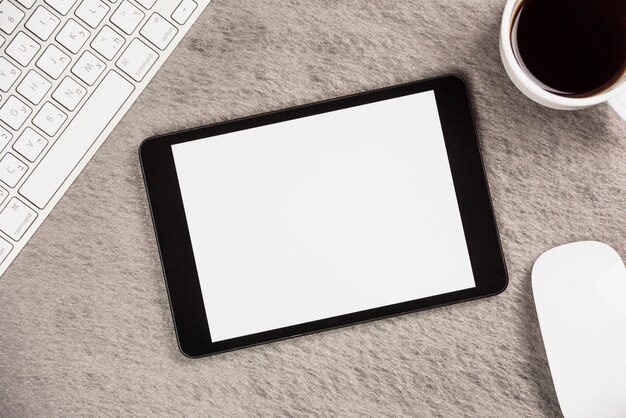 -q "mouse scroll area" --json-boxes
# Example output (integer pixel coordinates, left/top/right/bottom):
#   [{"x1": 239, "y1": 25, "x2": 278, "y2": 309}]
[{"x1": 532, "y1": 241, "x2": 626, "y2": 418}]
